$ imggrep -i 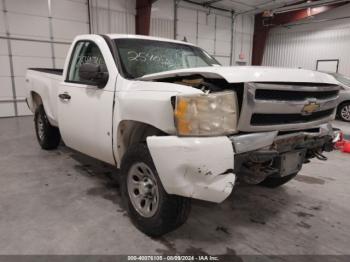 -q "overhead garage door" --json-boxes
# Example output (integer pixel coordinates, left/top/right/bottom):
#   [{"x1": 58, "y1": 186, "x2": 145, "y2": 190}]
[
  {"x1": 176, "y1": 5, "x2": 233, "y2": 66},
  {"x1": 0, "y1": 0, "x2": 89, "y2": 117}
]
